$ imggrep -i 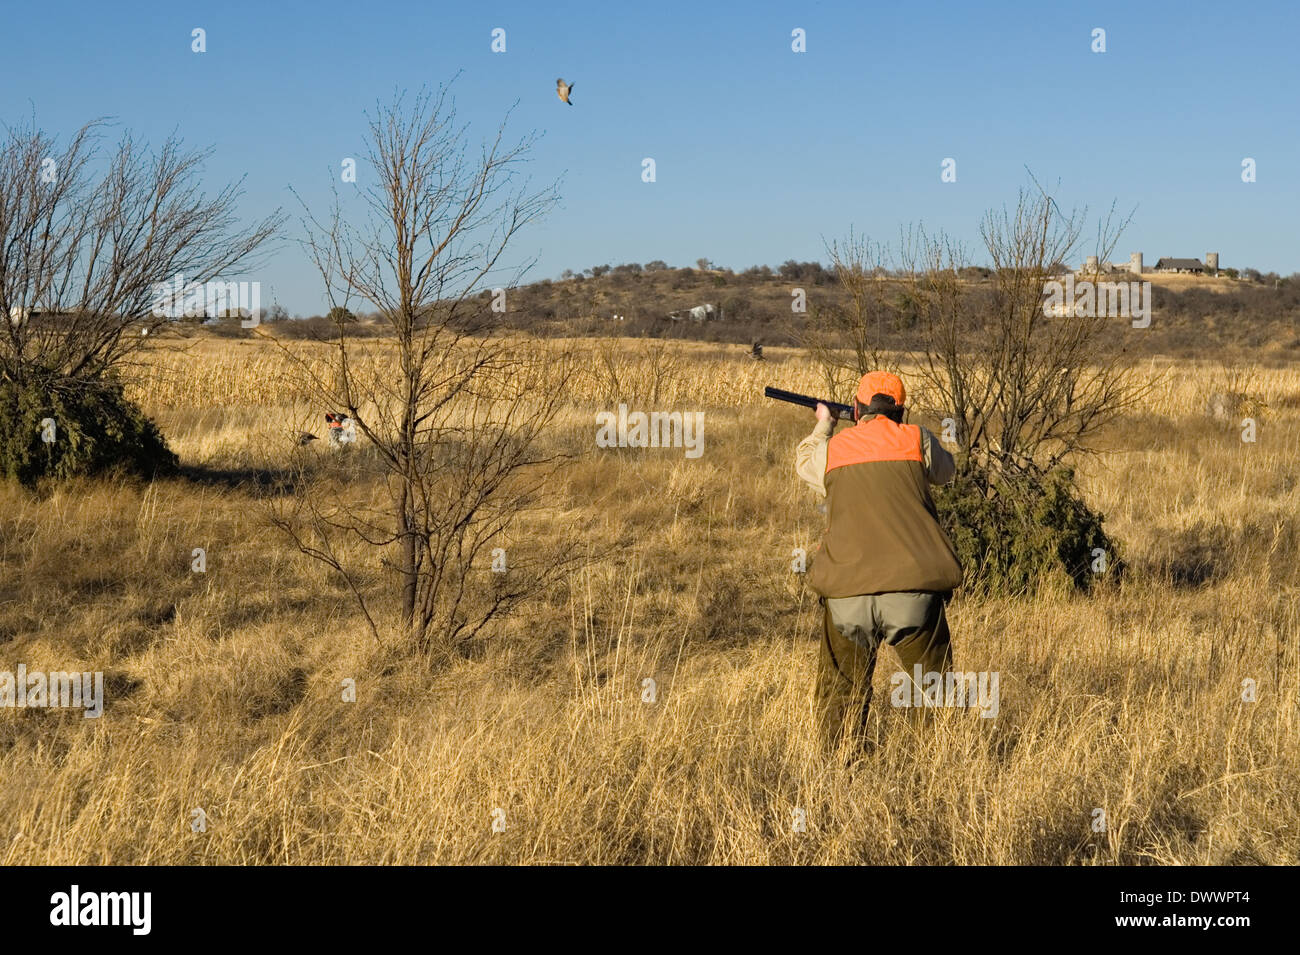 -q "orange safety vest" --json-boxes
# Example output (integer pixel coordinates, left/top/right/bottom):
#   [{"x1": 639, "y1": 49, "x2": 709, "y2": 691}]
[{"x1": 807, "y1": 416, "x2": 963, "y2": 598}]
